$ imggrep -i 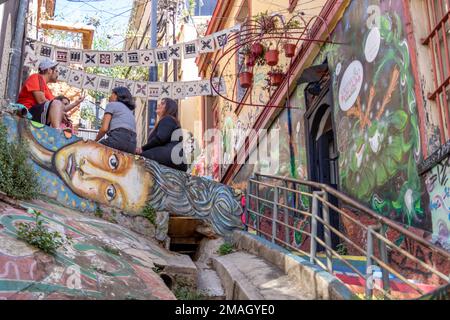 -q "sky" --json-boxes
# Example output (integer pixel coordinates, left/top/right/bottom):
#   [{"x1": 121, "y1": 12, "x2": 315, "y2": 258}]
[{"x1": 54, "y1": 0, "x2": 135, "y2": 49}]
